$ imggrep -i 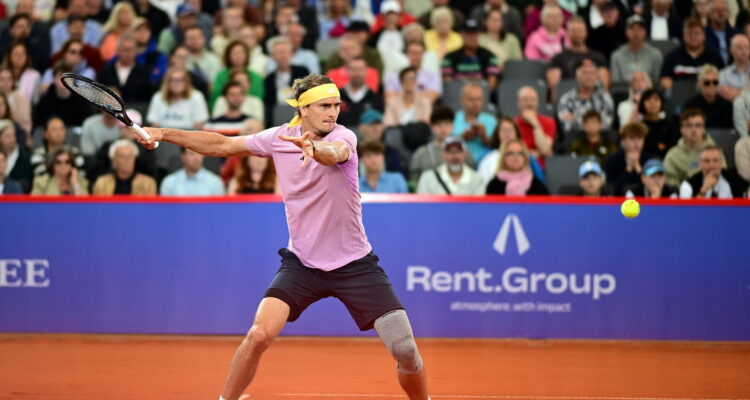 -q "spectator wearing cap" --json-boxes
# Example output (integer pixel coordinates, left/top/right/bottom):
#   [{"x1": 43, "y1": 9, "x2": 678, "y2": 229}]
[
  {"x1": 98, "y1": 33, "x2": 155, "y2": 103},
  {"x1": 664, "y1": 108, "x2": 724, "y2": 187},
  {"x1": 469, "y1": 0, "x2": 523, "y2": 43},
  {"x1": 569, "y1": 110, "x2": 619, "y2": 165},
  {"x1": 34, "y1": 63, "x2": 93, "y2": 129},
  {"x1": 0, "y1": 150, "x2": 23, "y2": 194},
  {"x1": 411, "y1": 106, "x2": 475, "y2": 182},
  {"x1": 416, "y1": 136, "x2": 485, "y2": 195},
  {"x1": 610, "y1": 15, "x2": 663, "y2": 85},
  {"x1": 336, "y1": 56, "x2": 384, "y2": 127},
  {"x1": 604, "y1": 122, "x2": 656, "y2": 195},
  {"x1": 327, "y1": 23, "x2": 384, "y2": 77},
  {"x1": 424, "y1": 7, "x2": 464, "y2": 61},
  {"x1": 524, "y1": 4, "x2": 570, "y2": 62},
  {"x1": 452, "y1": 83, "x2": 497, "y2": 163},
  {"x1": 548, "y1": 17, "x2": 609, "y2": 101},
  {"x1": 679, "y1": 144, "x2": 747, "y2": 197},
  {"x1": 486, "y1": 138, "x2": 548, "y2": 195},
  {"x1": 358, "y1": 141, "x2": 409, "y2": 193},
  {"x1": 369, "y1": 1, "x2": 407, "y2": 60},
  {"x1": 265, "y1": 22, "x2": 321, "y2": 75},
  {"x1": 587, "y1": 2, "x2": 627, "y2": 62},
  {"x1": 92, "y1": 139, "x2": 157, "y2": 196},
  {"x1": 719, "y1": 34, "x2": 750, "y2": 101},
  {"x1": 637, "y1": 88, "x2": 680, "y2": 159},
  {"x1": 318, "y1": 0, "x2": 363, "y2": 40},
  {"x1": 157, "y1": 3, "x2": 201, "y2": 55},
  {"x1": 358, "y1": 109, "x2": 404, "y2": 175},
  {"x1": 624, "y1": 158, "x2": 678, "y2": 198},
  {"x1": 30, "y1": 116, "x2": 85, "y2": 177},
  {"x1": 91, "y1": 108, "x2": 157, "y2": 182},
  {"x1": 562, "y1": 160, "x2": 613, "y2": 196},
  {"x1": 683, "y1": 64, "x2": 733, "y2": 129},
  {"x1": 479, "y1": 116, "x2": 545, "y2": 184},
  {"x1": 515, "y1": 86, "x2": 556, "y2": 168},
  {"x1": 524, "y1": 0, "x2": 572, "y2": 40},
  {"x1": 642, "y1": 0, "x2": 682, "y2": 42},
  {"x1": 442, "y1": 18, "x2": 501, "y2": 91},
  {"x1": 558, "y1": 58, "x2": 614, "y2": 133},
  {"x1": 49, "y1": 0, "x2": 104, "y2": 55},
  {"x1": 370, "y1": 0, "x2": 416, "y2": 35},
  {"x1": 660, "y1": 17, "x2": 724, "y2": 92},
  {"x1": 419, "y1": 0, "x2": 466, "y2": 31},
  {"x1": 384, "y1": 41, "x2": 442, "y2": 103},
  {"x1": 704, "y1": 0, "x2": 737, "y2": 66},
  {"x1": 383, "y1": 67, "x2": 433, "y2": 127}
]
